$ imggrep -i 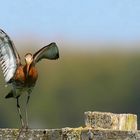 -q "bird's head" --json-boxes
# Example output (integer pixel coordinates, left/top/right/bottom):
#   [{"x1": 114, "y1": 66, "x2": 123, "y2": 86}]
[{"x1": 25, "y1": 53, "x2": 33, "y2": 64}]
